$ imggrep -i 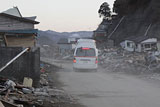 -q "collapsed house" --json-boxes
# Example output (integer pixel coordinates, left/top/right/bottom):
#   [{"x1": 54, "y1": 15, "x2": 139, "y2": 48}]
[
  {"x1": 57, "y1": 38, "x2": 76, "y2": 54},
  {"x1": 0, "y1": 7, "x2": 40, "y2": 85},
  {"x1": 120, "y1": 36, "x2": 158, "y2": 52},
  {"x1": 93, "y1": 19, "x2": 114, "y2": 48},
  {"x1": 93, "y1": 19, "x2": 109, "y2": 40}
]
